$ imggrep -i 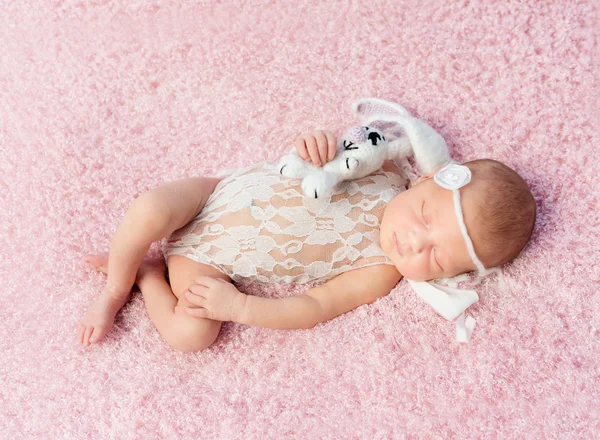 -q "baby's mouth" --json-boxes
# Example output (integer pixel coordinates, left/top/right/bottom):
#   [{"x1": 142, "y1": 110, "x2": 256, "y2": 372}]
[{"x1": 392, "y1": 232, "x2": 403, "y2": 257}]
